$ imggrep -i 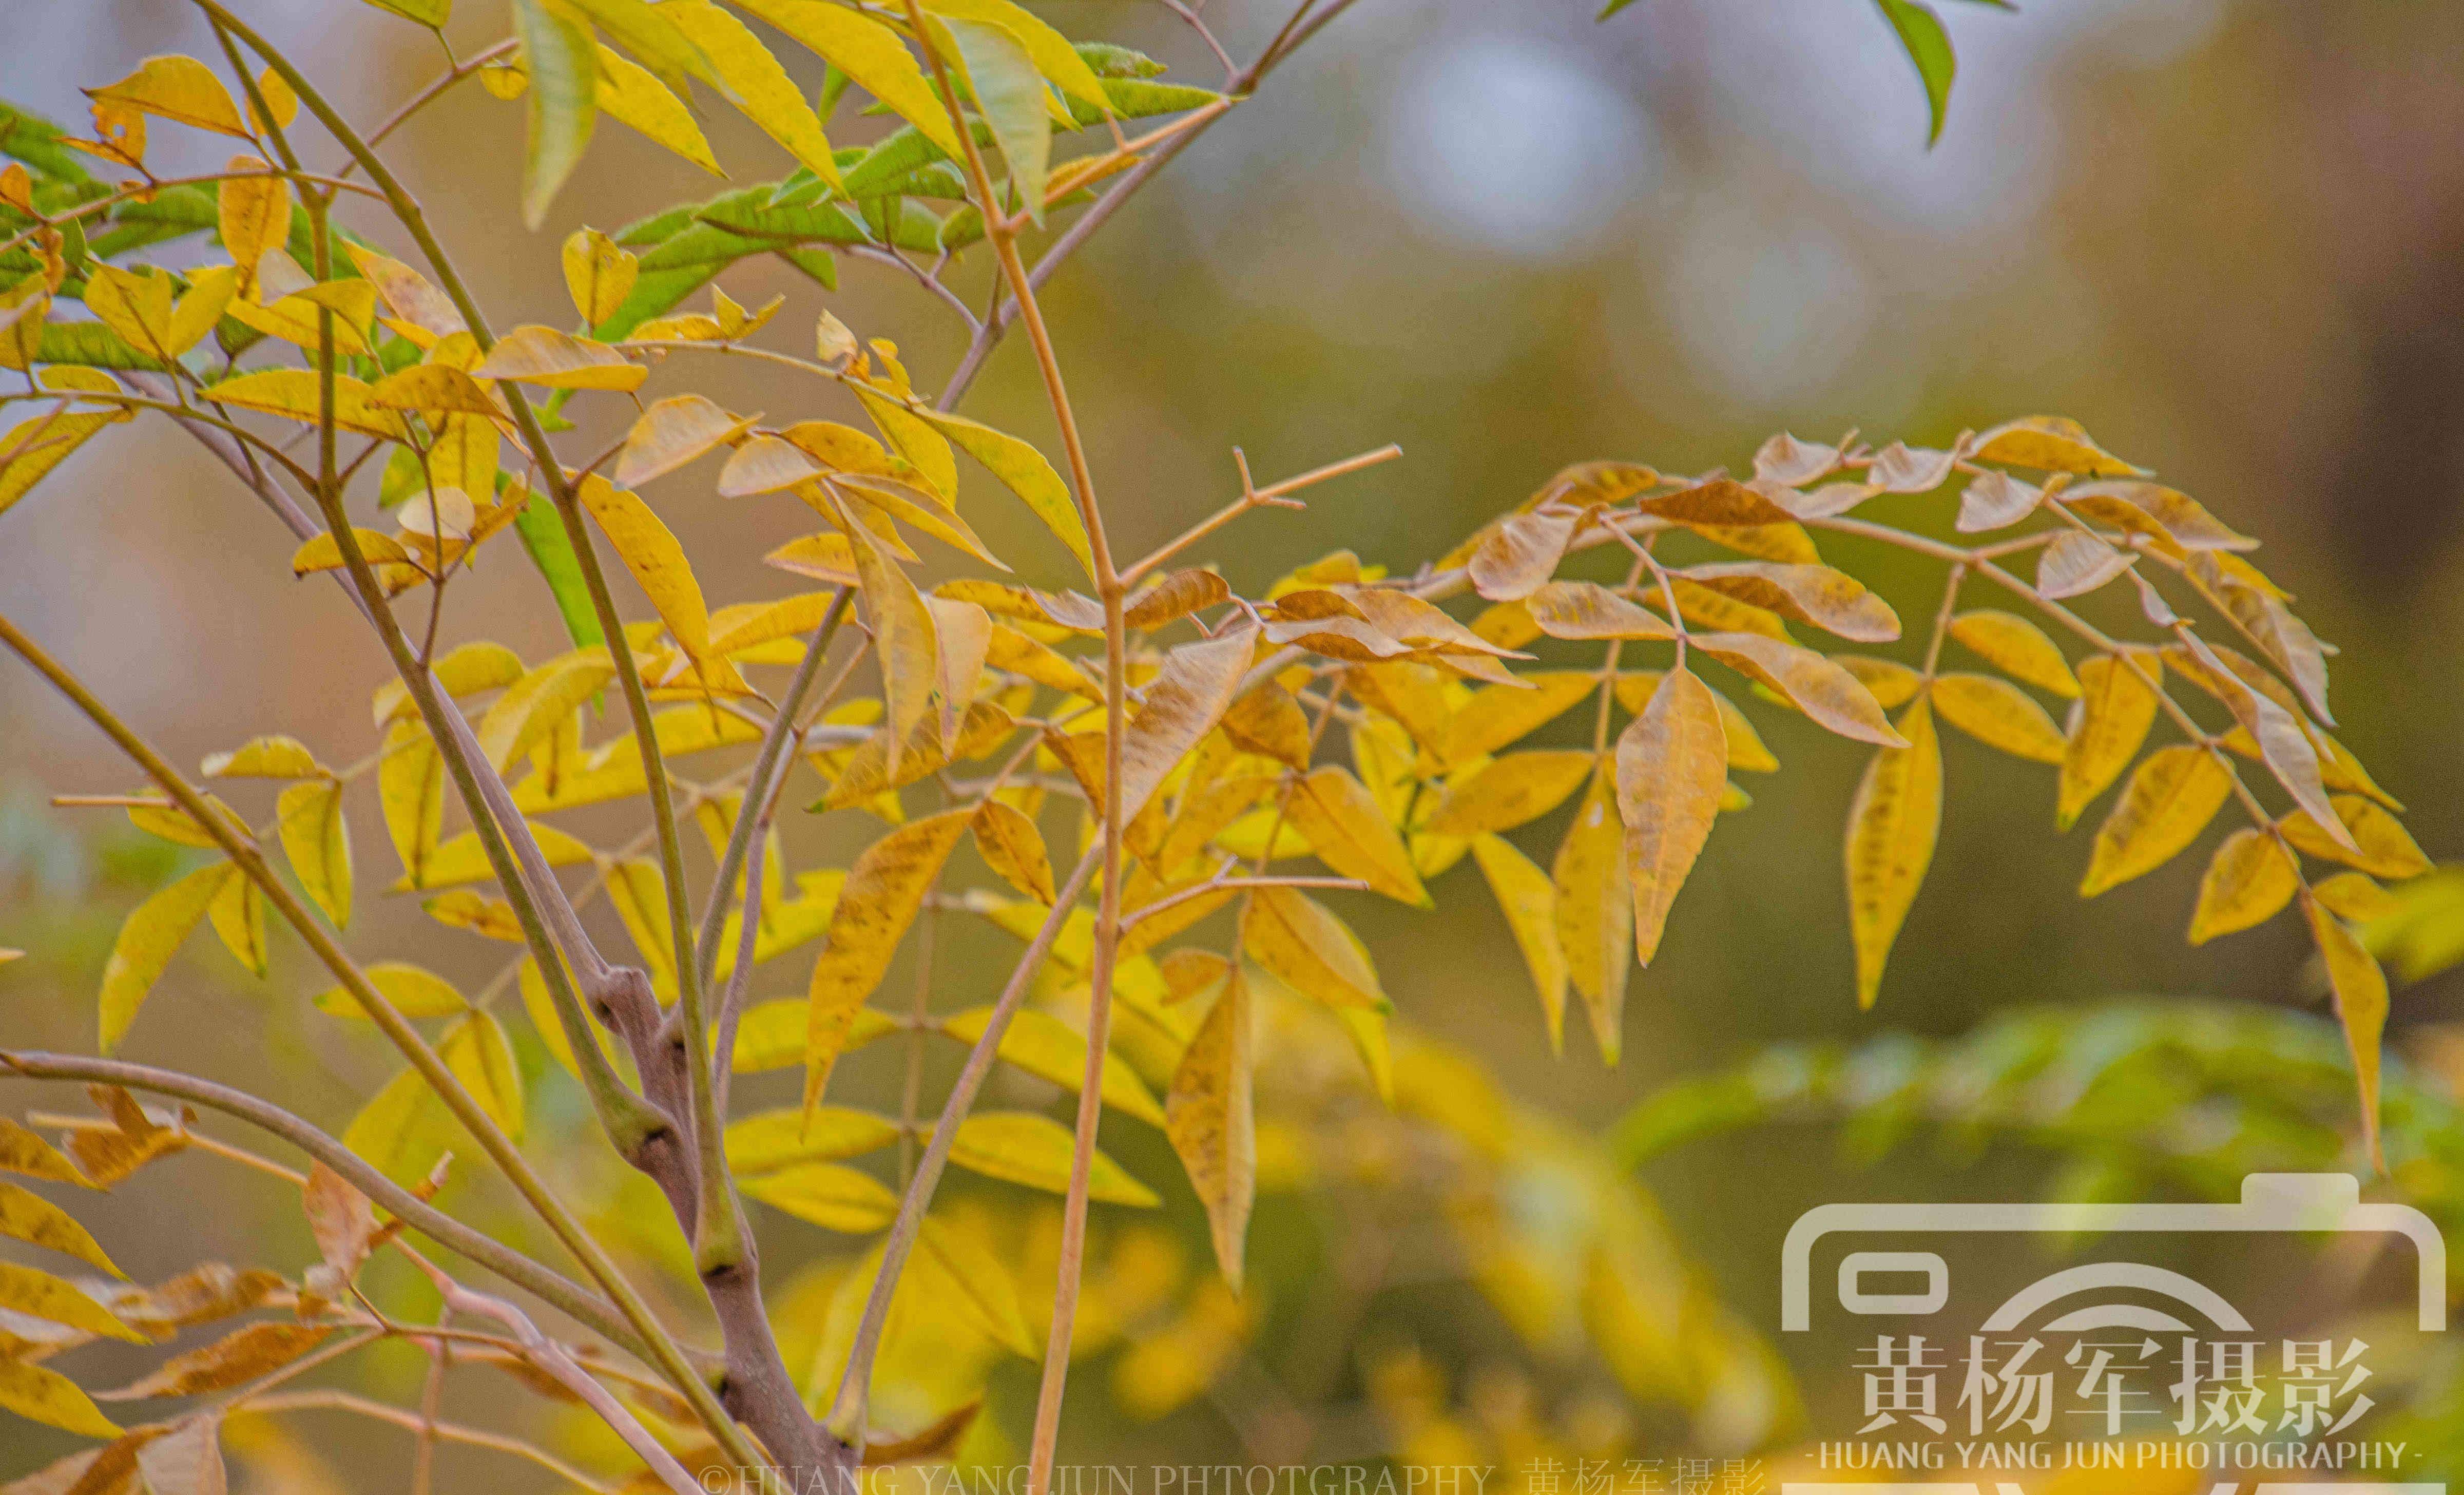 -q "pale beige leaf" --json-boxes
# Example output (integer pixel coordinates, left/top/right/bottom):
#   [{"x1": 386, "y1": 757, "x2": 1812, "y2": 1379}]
[{"x1": 1525, "y1": 580, "x2": 1676, "y2": 642}]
